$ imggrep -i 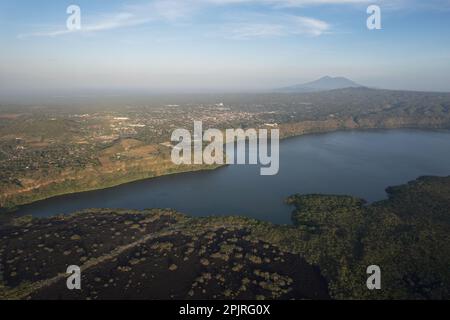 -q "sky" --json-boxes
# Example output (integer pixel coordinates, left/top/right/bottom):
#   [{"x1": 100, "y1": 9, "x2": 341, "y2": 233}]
[{"x1": 1, "y1": 0, "x2": 450, "y2": 97}]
